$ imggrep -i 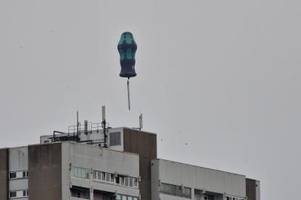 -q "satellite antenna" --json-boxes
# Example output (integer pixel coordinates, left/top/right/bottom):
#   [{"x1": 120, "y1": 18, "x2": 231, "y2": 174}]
[{"x1": 117, "y1": 32, "x2": 137, "y2": 111}]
